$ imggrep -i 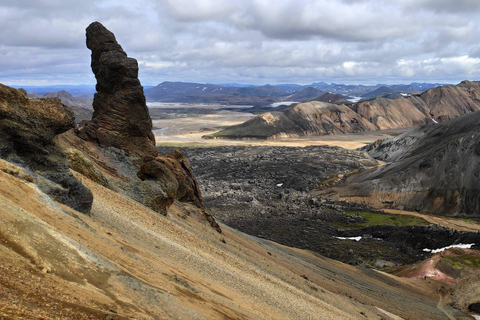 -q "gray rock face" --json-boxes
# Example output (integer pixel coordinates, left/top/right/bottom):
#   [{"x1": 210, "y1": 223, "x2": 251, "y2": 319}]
[
  {"x1": 0, "y1": 84, "x2": 93, "y2": 213},
  {"x1": 76, "y1": 21, "x2": 157, "y2": 163},
  {"x1": 343, "y1": 111, "x2": 480, "y2": 216}
]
